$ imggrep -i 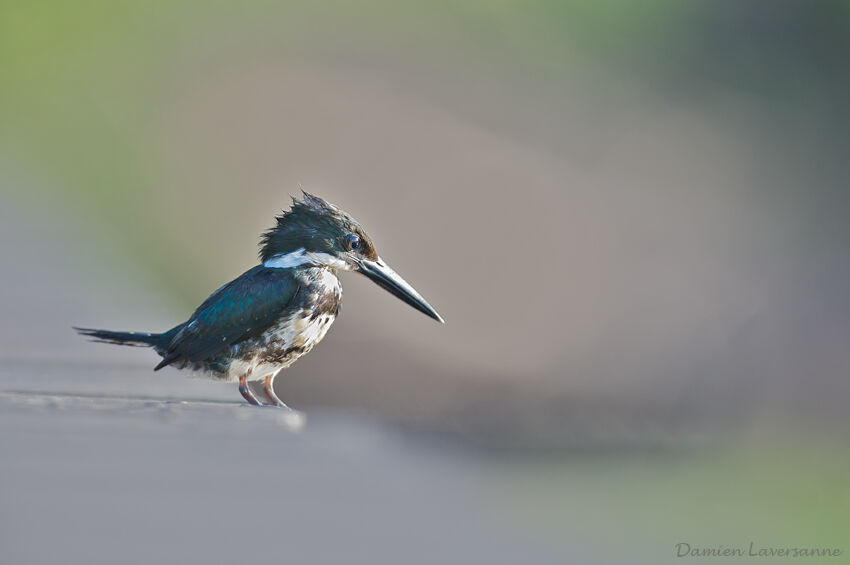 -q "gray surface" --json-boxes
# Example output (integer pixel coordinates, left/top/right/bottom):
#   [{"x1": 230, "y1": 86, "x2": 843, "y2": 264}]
[{"x1": 0, "y1": 364, "x2": 577, "y2": 565}]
